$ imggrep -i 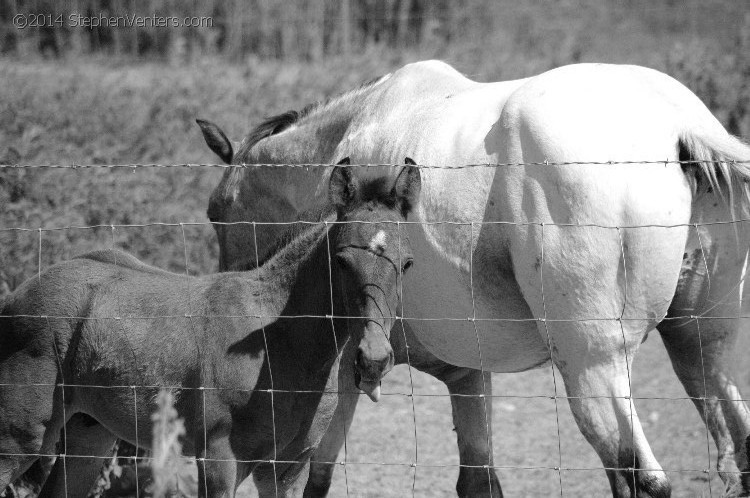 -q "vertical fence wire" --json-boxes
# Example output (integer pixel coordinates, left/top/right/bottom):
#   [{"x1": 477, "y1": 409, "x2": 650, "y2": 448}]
[
  {"x1": 110, "y1": 223, "x2": 140, "y2": 498},
  {"x1": 694, "y1": 224, "x2": 716, "y2": 497},
  {"x1": 253, "y1": 221, "x2": 280, "y2": 496},
  {"x1": 397, "y1": 220, "x2": 420, "y2": 496},
  {"x1": 615, "y1": 226, "x2": 637, "y2": 491},
  {"x1": 468, "y1": 221, "x2": 496, "y2": 495},
  {"x1": 323, "y1": 220, "x2": 351, "y2": 498},
  {"x1": 538, "y1": 222, "x2": 565, "y2": 496}
]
